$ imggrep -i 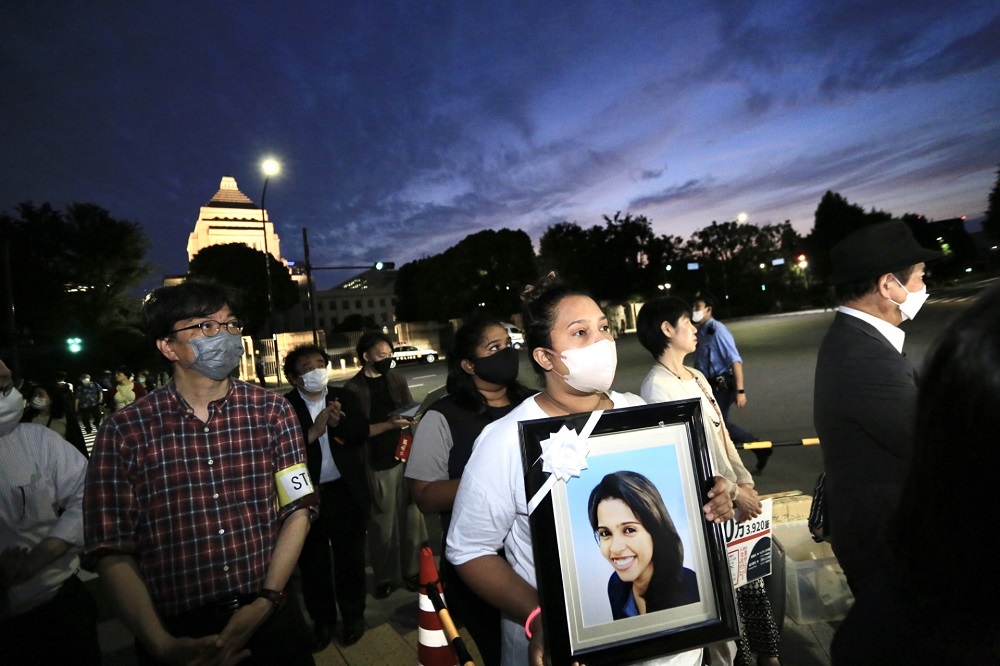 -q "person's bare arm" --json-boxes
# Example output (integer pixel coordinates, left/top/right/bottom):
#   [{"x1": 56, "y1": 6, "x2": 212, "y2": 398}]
[
  {"x1": 212, "y1": 508, "x2": 312, "y2": 661},
  {"x1": 732, "y1": 361, "x2": 747, "y2": 408},
  {"x1": 409, "y1": 478, "x2": 461, "y2": 514},
  {"x1": 96, "y1": 554, "x2": 228, "y2": 665},
  {"x1": 369, "y1": 416, "x2": 412, "y2": 438}
]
